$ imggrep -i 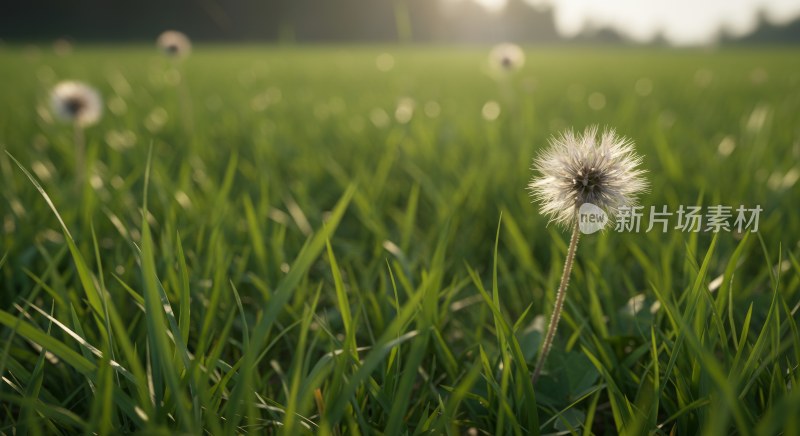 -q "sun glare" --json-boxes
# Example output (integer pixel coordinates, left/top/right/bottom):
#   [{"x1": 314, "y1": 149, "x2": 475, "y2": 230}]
[{"x1": 472, "y1": 0, "x2": 507, "y2": 12}]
